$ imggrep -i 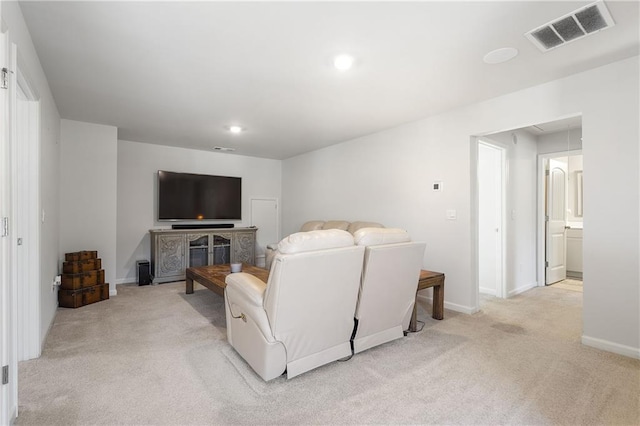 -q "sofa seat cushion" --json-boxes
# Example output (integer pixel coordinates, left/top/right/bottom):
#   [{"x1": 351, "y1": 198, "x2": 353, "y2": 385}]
[
  {"x1": 354, "y1": 227, "x2": 411, "y2": 246},
  {"x1": 278, "y1": 229, "x2": 354, "y2": 254}
]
